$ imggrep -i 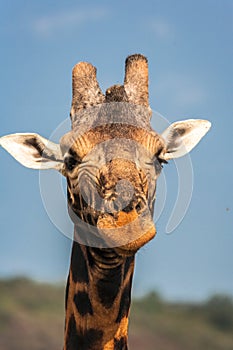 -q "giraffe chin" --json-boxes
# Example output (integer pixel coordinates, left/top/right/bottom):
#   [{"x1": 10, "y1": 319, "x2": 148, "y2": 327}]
[
  {"x1": 97, "y1": 209, "x2": 156, "y2": 255},
  {"x1": 115, "y1": 225, "x2": 156, "y2": 257}
]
